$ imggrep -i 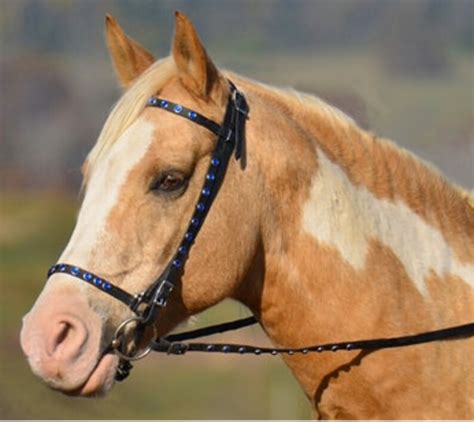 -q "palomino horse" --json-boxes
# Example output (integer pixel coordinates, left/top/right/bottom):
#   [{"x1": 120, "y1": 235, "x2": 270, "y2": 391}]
[{"x1": 20, "y1": 12, "x2": 473, "y2": 419}]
